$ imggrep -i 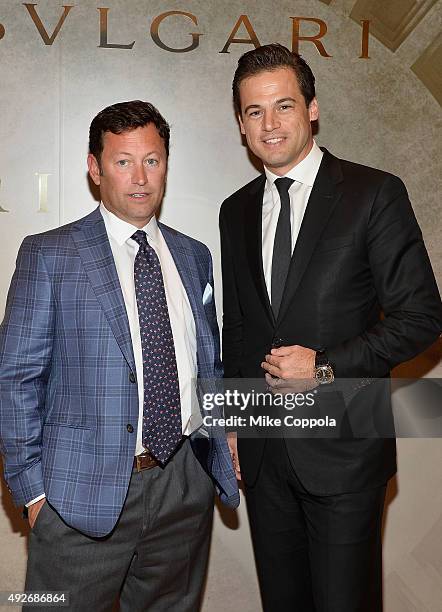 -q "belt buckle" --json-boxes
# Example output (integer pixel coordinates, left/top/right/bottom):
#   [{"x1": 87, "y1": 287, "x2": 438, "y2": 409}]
[
  {"x1": 135, "y1": 454, "x2": 144, "y2": 472},
  {"x1": 135, "y1": 450, "x2": 157, "y2": 472}
]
